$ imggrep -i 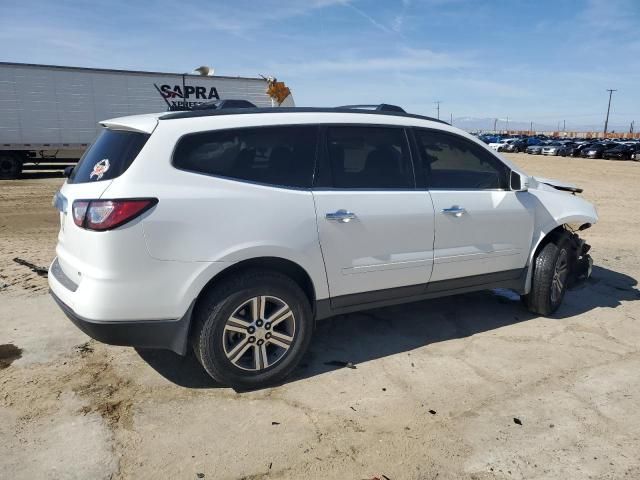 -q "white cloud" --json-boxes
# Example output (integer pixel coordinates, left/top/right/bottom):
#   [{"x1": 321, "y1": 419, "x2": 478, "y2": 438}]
[{"x1": 274, "y1": 47, "x2": 473, "y2": 74}]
